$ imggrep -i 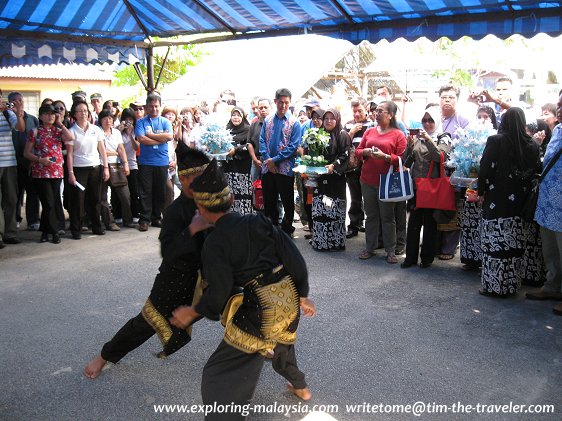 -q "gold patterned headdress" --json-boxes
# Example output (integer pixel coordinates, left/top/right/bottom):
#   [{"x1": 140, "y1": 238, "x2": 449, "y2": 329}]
[
  {"x1": 191, "y1": 159, "x2": 231, "y2": 208},
  {"x1": 176, "y1": 141, "x2": 210, "y2": 176}
]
